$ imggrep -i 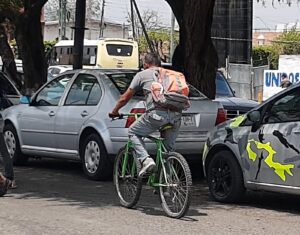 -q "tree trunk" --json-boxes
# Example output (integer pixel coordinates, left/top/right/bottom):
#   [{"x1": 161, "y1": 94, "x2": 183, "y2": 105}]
[
  {"x1": 0, "y1": 23, "x2": 22, "y2": 90},
  {"x1": 166, "y1": 0, "x2": 218, "y2": 99},
  {"x1": 15, "y1": 1, "x2": 47, "y2": 96}
]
